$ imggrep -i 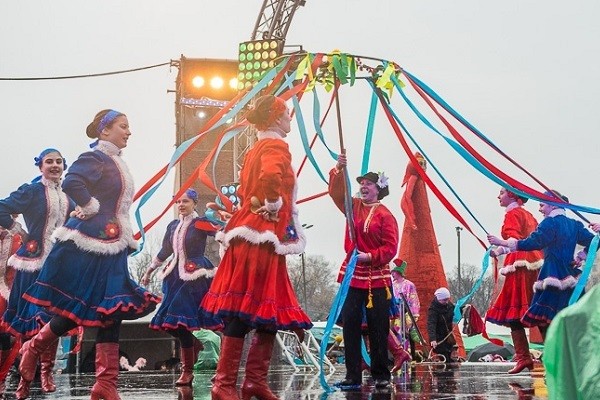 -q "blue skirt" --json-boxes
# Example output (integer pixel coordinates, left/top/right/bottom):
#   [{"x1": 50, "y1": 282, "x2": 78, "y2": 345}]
[
  {"x1": 23, "y1": 241, "x2": 160, "y2": 327},
  {"x1": 2, "y1": 269, "x2": 52, "y2": 337},
  {"x1": 149, "y1": 262, "x2": 222, "y2": 331},
  {"x1": 522, "y1": 286, "x2": 573, "y2": 327}
]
